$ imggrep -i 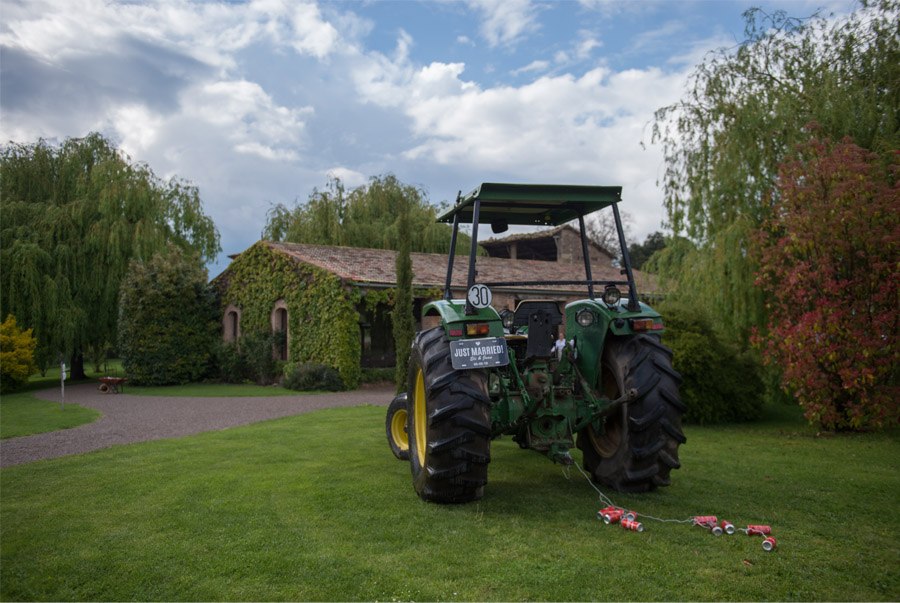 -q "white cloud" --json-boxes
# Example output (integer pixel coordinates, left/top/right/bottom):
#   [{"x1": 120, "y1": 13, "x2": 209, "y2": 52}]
[
  {"x1": 512, "y1": 59, "x2": 550, "y2": 76},
  {"x1": 0, "y1": 0, "x2": 342, "y2": 75},
  {"x1": 575, "y1": 32, "x2": 603, "y2": 59},
  {"x1": 286, "y1": 2, "x2": 339, "y2": 58},
  {"x1": 181, "y1": 80, "x2": 312, "y2": 160},
  {"x1": 110, "y1": 105, "x2": 164, "y2": 157},
  {"x1": 326, "y1": 167, "x2": 367, "y2": 188},
  {"x1": 466, "y1": 0, "x2": 540, "y2": 47},
  {"x1": 348, "y1": 36, "x2": 690, "y2": 237}
]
